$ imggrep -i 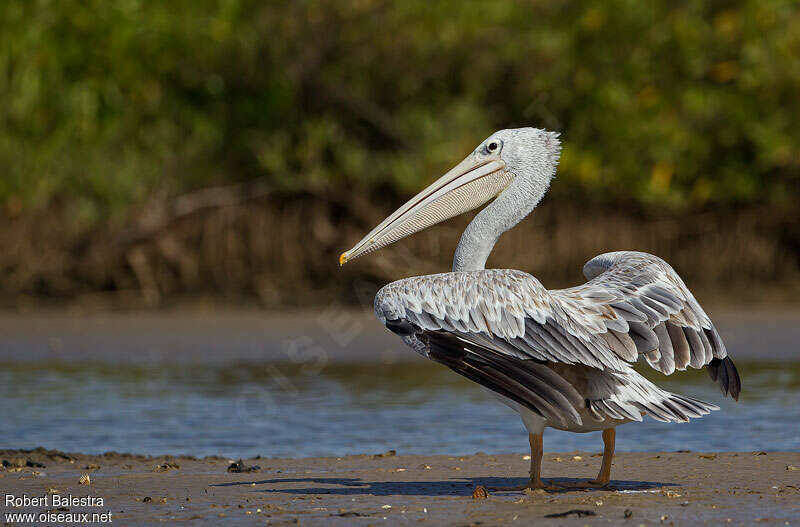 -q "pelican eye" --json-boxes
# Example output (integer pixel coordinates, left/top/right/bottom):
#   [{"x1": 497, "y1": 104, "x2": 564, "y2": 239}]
[{"x1": 487, "y1": 141, "x2": 500, "y2": 152}]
